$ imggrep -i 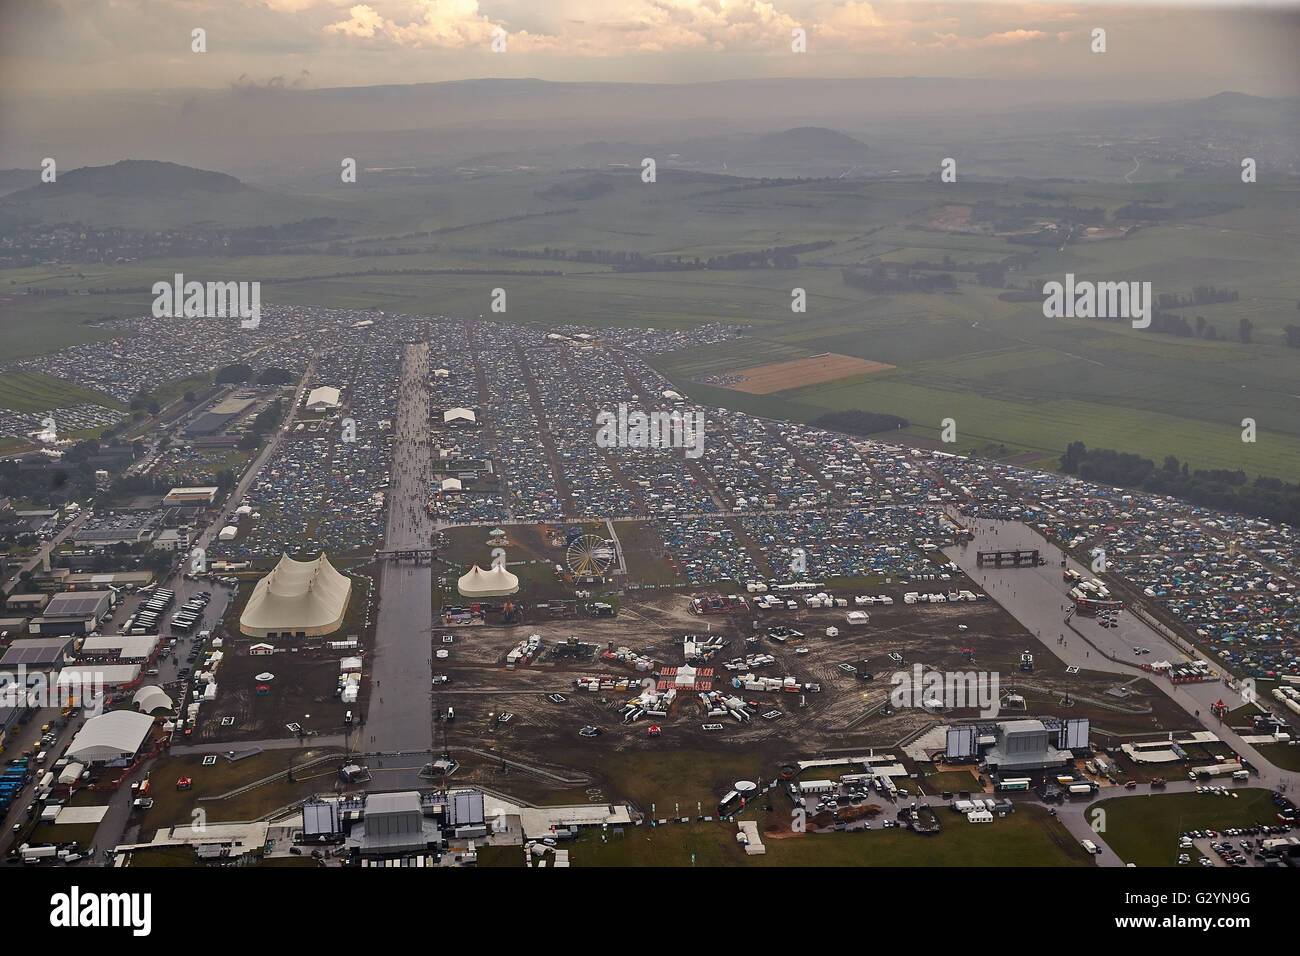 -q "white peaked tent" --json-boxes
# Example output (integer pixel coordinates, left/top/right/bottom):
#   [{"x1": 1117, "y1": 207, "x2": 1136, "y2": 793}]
[
  {"x1": 239, "y1": 553, "x2": 352, "y2": 638},
  {"x1": 132, "y1": 685, "x2": 174, "y2": 714},
  {"x1": 457, "y1": 563, "x2": 519, "y2": 598}
]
